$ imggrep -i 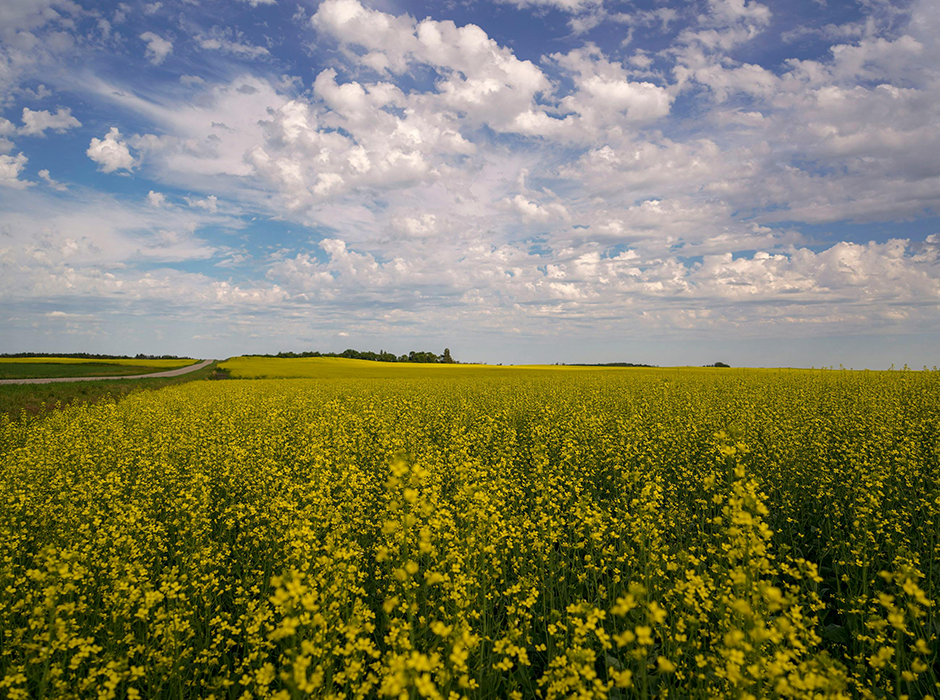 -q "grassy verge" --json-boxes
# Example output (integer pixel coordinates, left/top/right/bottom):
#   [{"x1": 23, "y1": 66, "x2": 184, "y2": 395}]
[
  {"x1": 0, "y1": 361, "x2": 220, "y2": 422},
  {"x1": 0, "y1": 363, "x2": 182, "y2": 380}
]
